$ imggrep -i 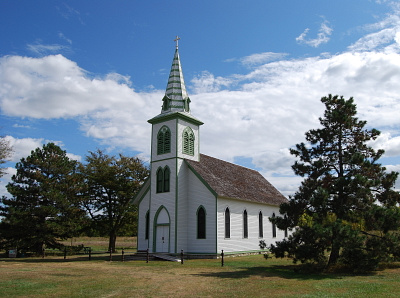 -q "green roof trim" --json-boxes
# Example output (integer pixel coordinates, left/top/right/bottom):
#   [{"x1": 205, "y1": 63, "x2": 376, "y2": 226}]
[{"x1": 148, "y1": 111, "x2": 203, "y2": 126}]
